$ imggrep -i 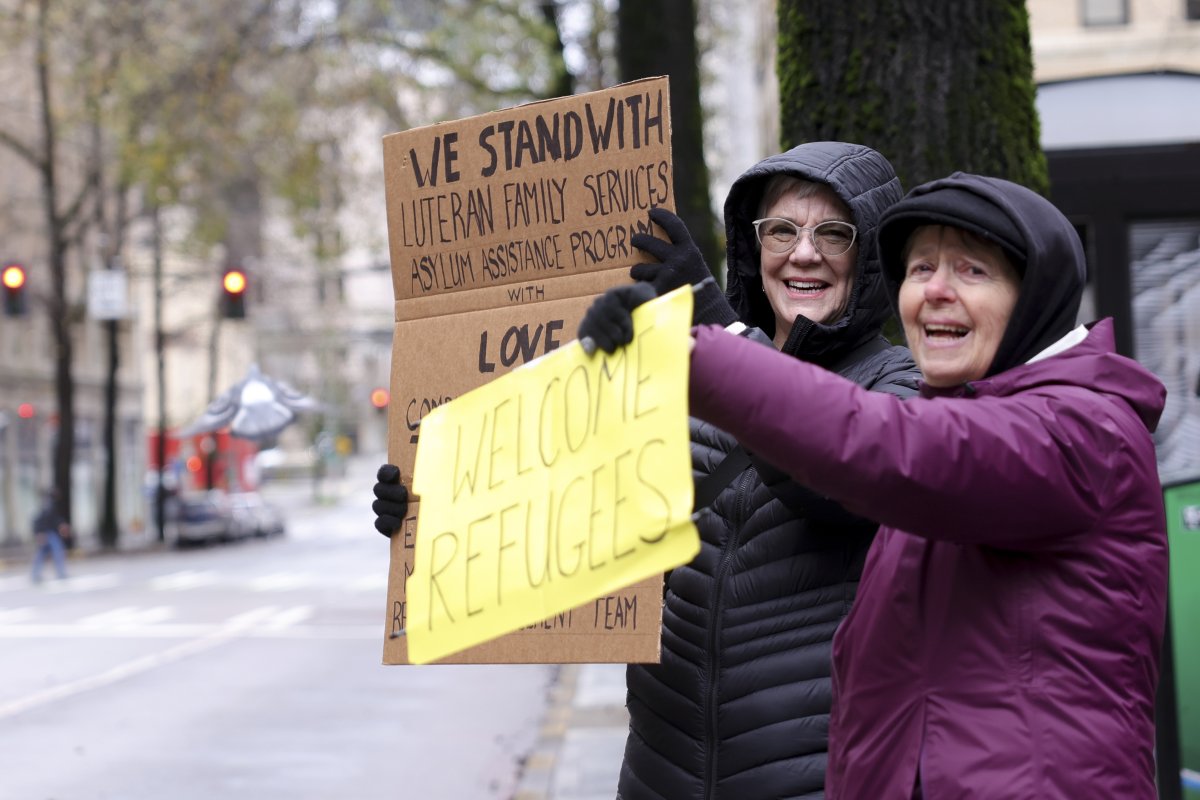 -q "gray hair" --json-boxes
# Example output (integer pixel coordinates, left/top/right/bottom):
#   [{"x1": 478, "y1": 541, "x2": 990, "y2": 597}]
[{"x1": 756, "y1": 175, "x2": 827, "y2": 220}]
